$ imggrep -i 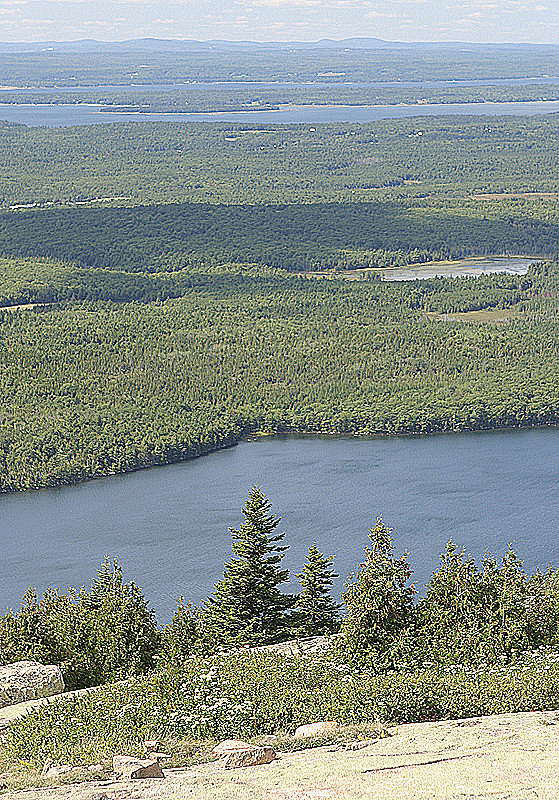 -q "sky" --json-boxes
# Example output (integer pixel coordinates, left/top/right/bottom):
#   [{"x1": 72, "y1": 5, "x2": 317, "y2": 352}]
[{"x1": 1, "y1": 0, "x2": 558, "y2": 44}]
